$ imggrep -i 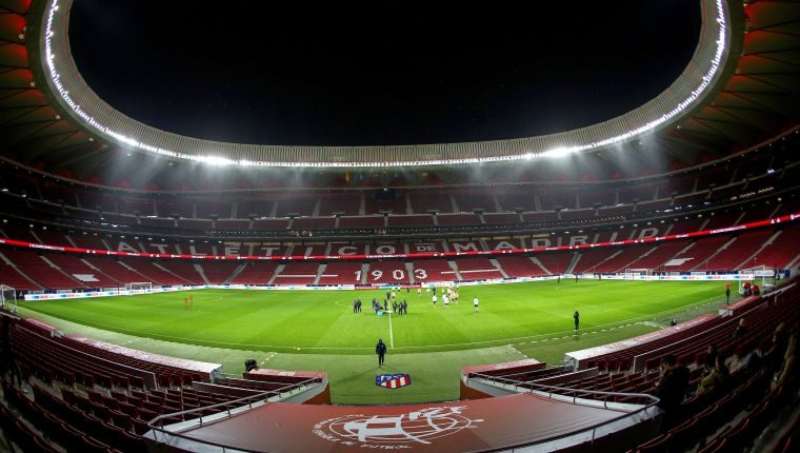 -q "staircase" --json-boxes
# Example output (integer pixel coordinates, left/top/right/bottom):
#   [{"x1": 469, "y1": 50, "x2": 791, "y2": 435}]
[
  {"x1": 313, "y1": 264, "x2": 327, "y2": 285},
  {"x1": 691, "y1": 237, "x2": 738, "y2": 271},
  {"x1": 447, "y1": 260, "x2": 464, "y2": 281},
  {"x1": 0, "y1": 251, "x2": 42, "y2": 290},
  {"x1": 531, "y1": 256, "x2": 550, "y2": 275},
  {"x1": 565, "y1": 253, "x2": 581, "y2": 274},
  {"x1": 268, "y1": 264, "x2": 285, "y2": 285},
  {"x1": 489, "y1": 258, "x2": 509, "y2": 279},
  {"x1": 225, "y1": 264, "x2": 247, "y2": 284},
  {"x1": 736, "y1": 231, "x2": 782, "y2": 270},
  {"x1": 39, "y1": 255, "x2": 83, "y2": 287},
  {"x1": 194, "y1": 264, "x2": 210, "y2": 285},
  {"x1": 81, "y1": 258, "x2": 121, "y2": 285},
  {"x1": 153, "y1": 262, "x2": 192, "y2": 285}
]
